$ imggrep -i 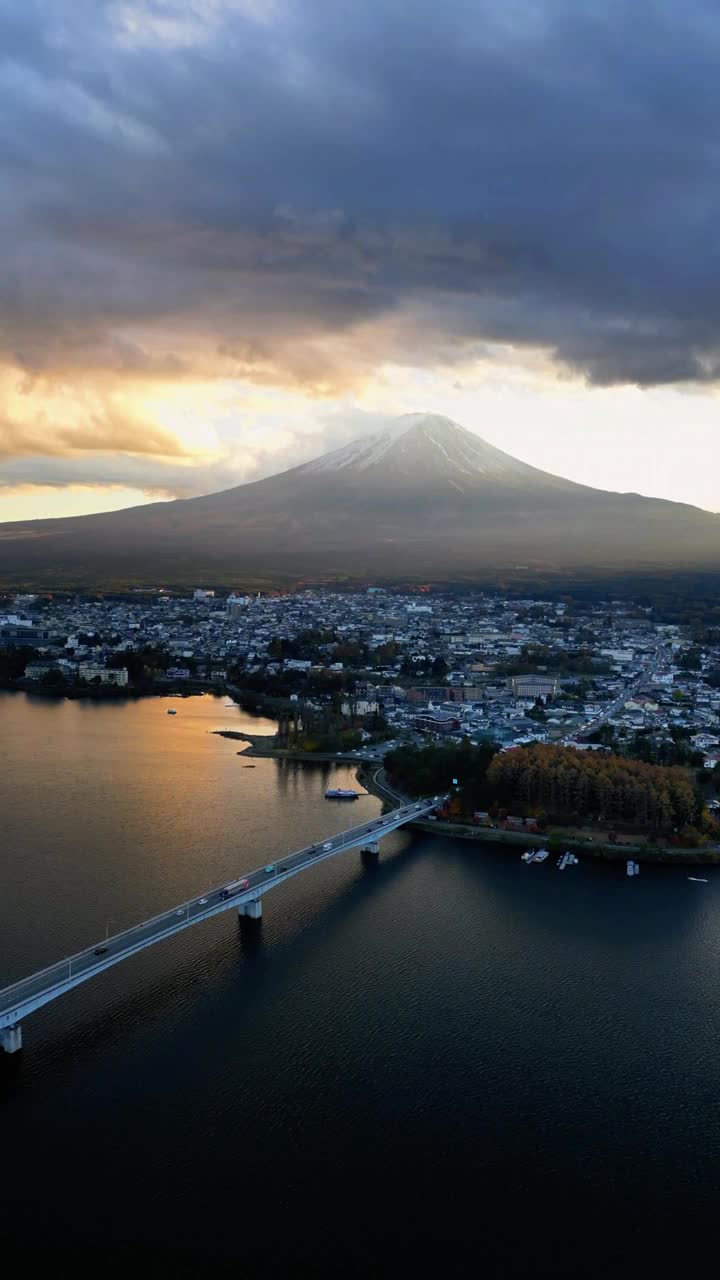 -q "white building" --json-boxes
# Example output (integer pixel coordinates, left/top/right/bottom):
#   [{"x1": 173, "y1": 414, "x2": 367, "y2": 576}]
[{"x1": 79, "y1": 663, "x2": 129, "y2": 686}]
